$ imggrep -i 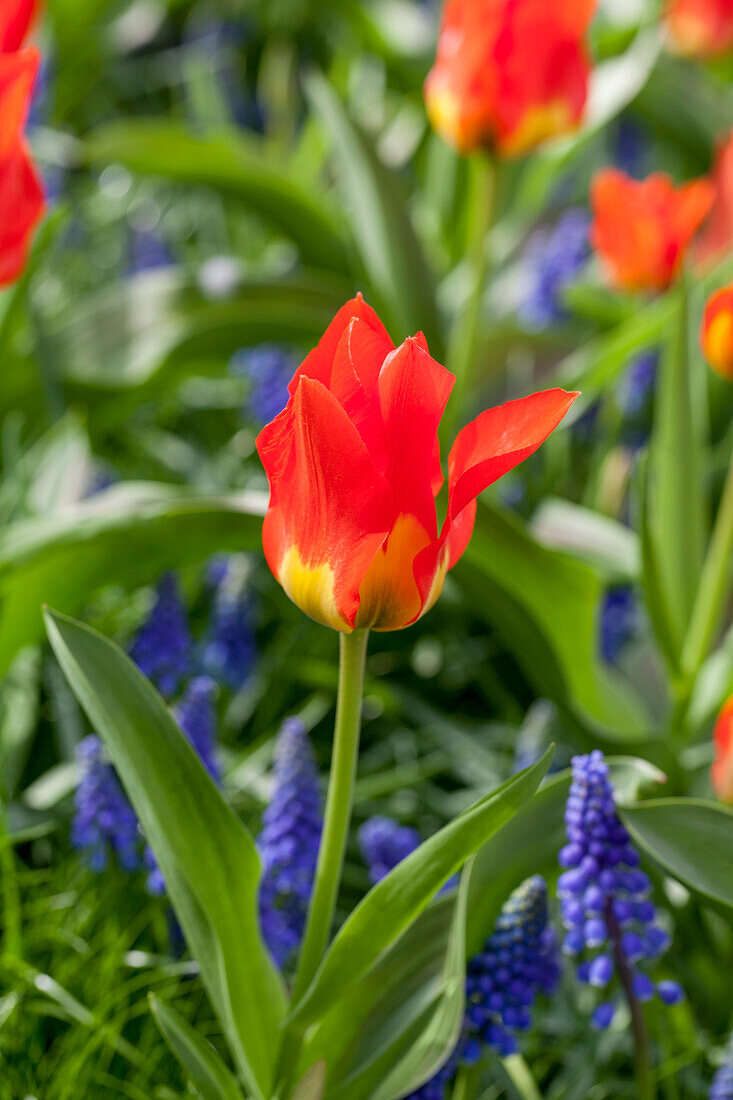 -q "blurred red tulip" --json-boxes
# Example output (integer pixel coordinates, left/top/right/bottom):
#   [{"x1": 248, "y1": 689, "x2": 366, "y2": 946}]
[
  {"x1": 665, "y1": 0, "x2": 733, "y2": 58},
  {"x1": 695, "y1": 130, "x2": 733, "y2": 268},
  {"x1": 424, "y1": 0, "x2": 596, "y2": 157},
  {"x1": 0, "y1": 139, "x2": 44, "y2": 285},
  {"x1": 712, "y1": 695, "x2": 733, "y2": 804},
  {"x1": 590, "y1": 168, "x2": 714, "y2": 292},
  {"x1": 0, "y1": 0, "x2": 38, "y2": 52},
  {"x1": 256, "y1": 296, "x2": 577, "y2": 632},
  {"x1": 701, "y1": 284, "x2": 733, "y2": 379}
]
